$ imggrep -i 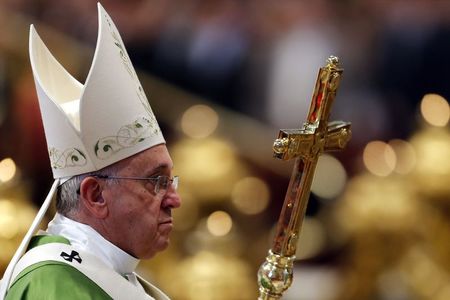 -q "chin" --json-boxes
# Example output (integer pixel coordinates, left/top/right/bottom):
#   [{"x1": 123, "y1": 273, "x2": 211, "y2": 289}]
[
  {"x1": 156, "y1": 238, "x2": 170, "y2": 252},
  {"x1": 141, "y1": 239, "x2": 170, "y2": 259}
]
